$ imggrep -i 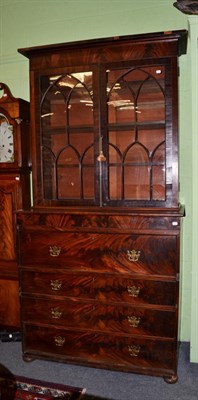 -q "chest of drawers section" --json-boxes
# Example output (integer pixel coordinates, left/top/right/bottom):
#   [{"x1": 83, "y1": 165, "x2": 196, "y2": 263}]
[{"x1": 17, "y1": 210, "x2": 182, "y2": 382}]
